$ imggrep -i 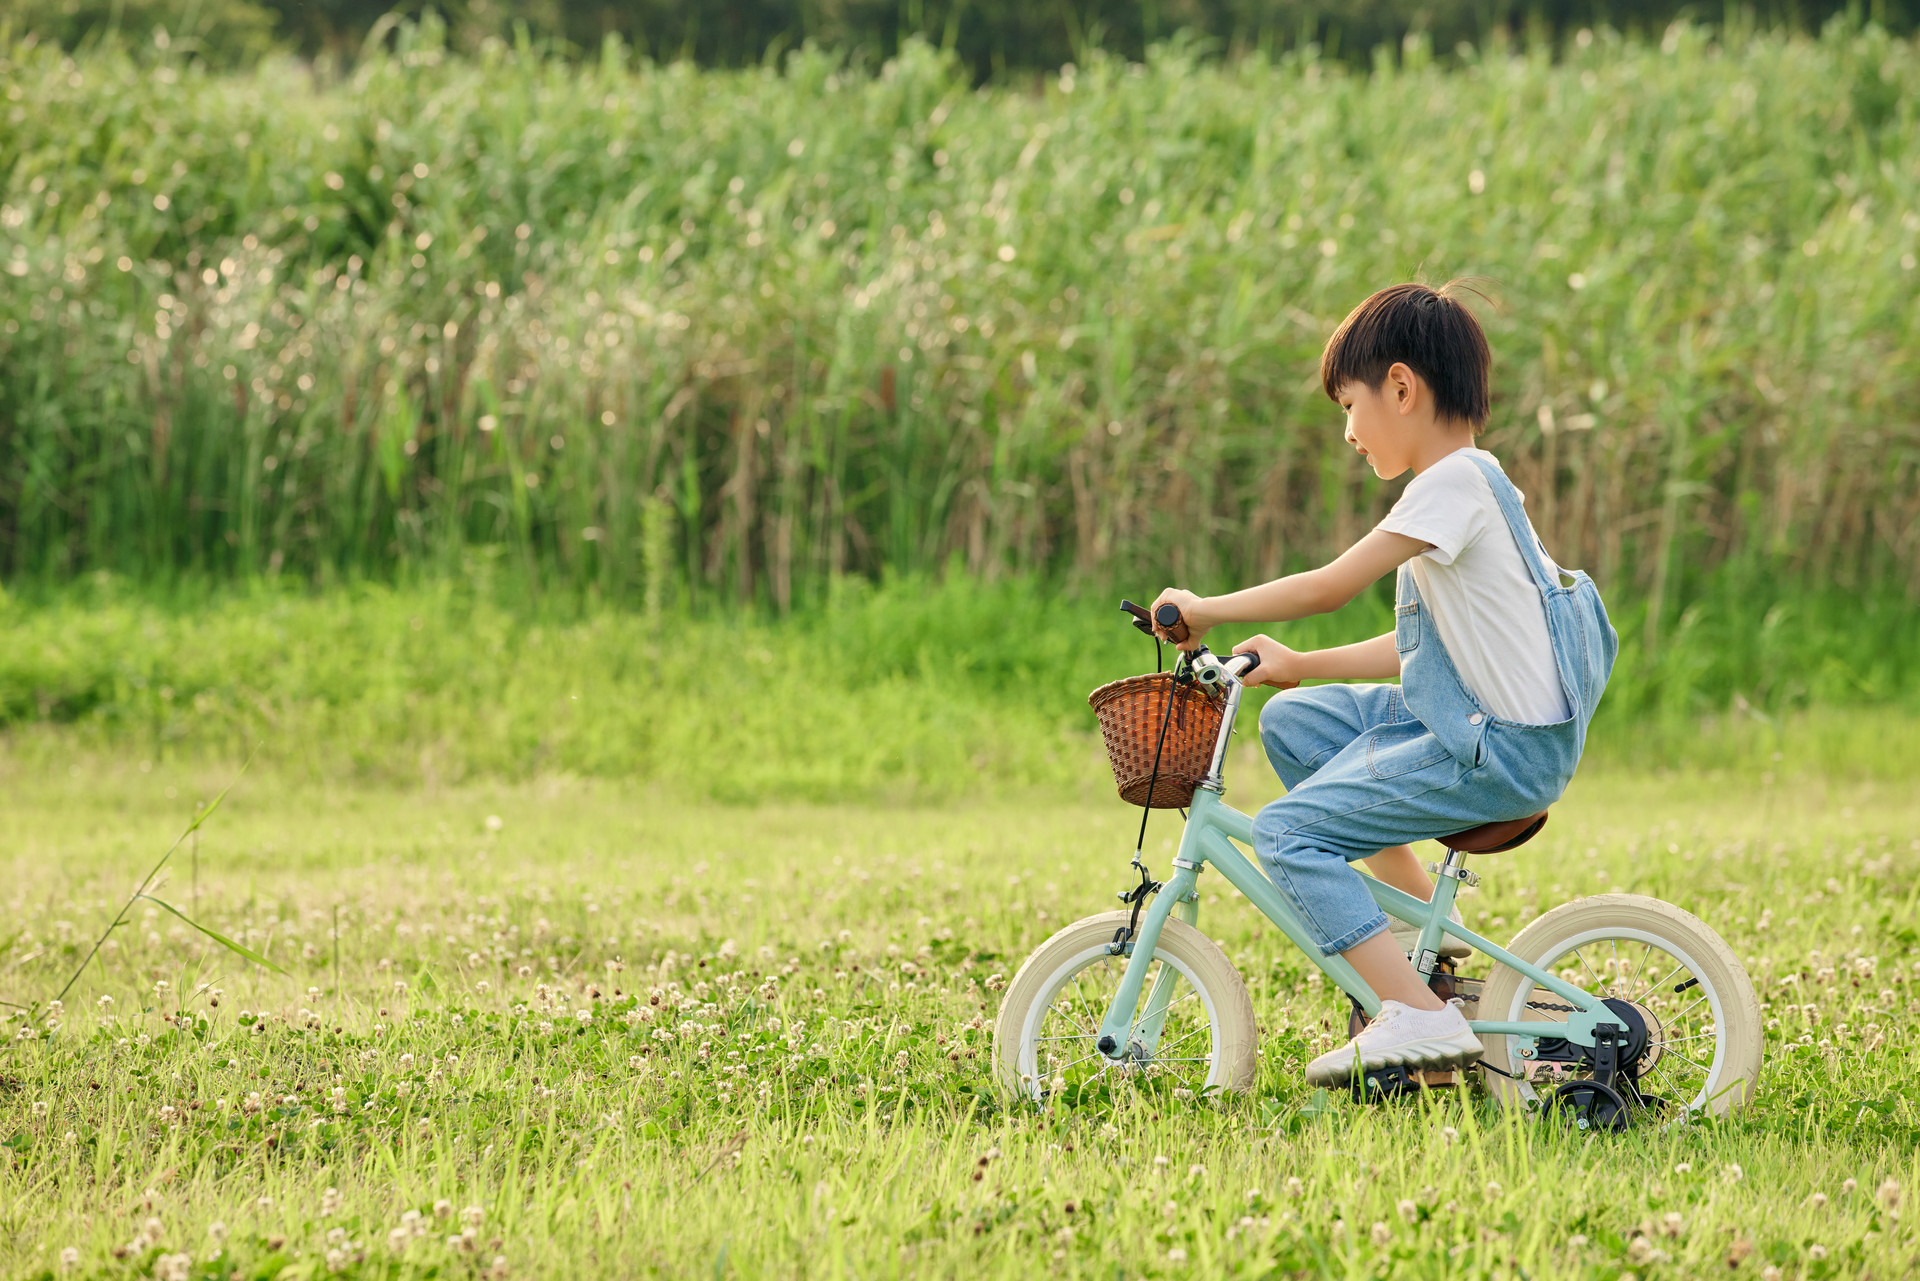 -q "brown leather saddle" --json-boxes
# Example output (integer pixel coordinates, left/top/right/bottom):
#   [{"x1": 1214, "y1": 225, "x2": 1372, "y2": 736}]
[{"x1": 1438, "y1": 811, "x2": 1549, "y2": 854}]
